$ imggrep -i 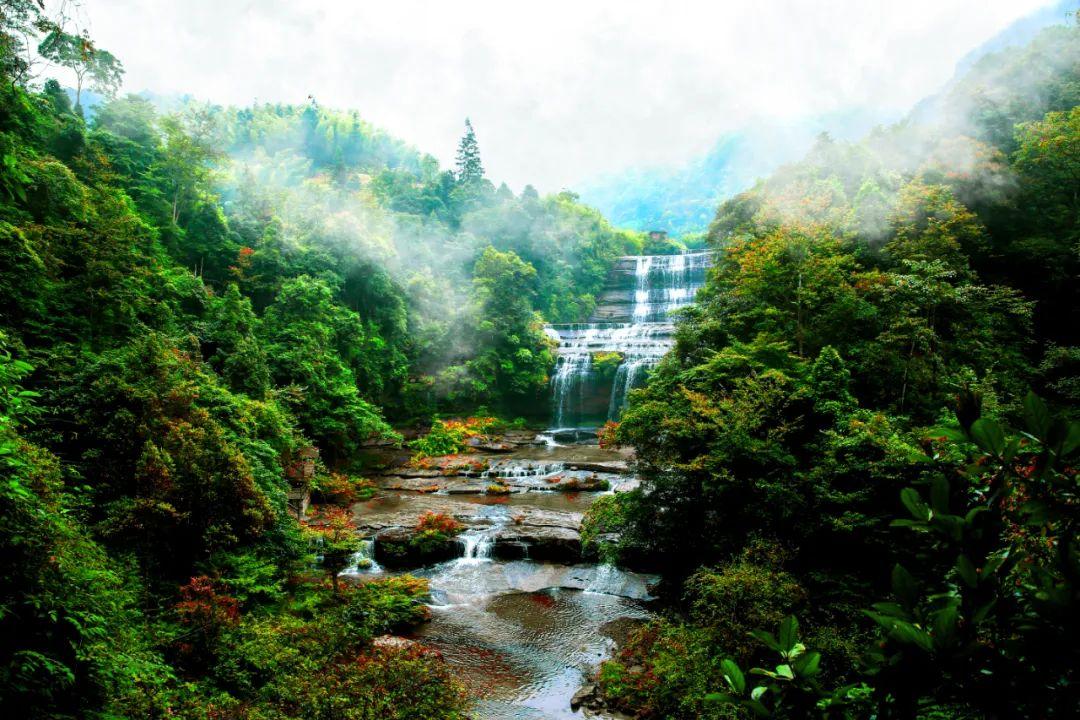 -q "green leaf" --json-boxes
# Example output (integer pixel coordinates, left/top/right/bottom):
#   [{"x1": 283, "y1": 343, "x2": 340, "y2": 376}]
[
  {"x1": 925, "y1": 426, "x2": 968, "y2": 443},
  {"x1": 970, "y1": 418, "x2": 1006, "y2": 457},
  {"x1": 705, "y1": 692, "x2": 735, "y2": 704},
  {"x1": 750, "y1": 629, "x2": 781, "y2": 653},
  {"x1": 1062, "y1": 421, "x2": 1080, "y2": 457},
  {"x1": 891, "y1": 564, "x2": 918, "y2": 610},
  {"x1": 775, "y1": 664, "x2": 794, "y2": 680},
  {"x1": 746, "y1": 699, "x2": 772, "y2": 717},
  {"x1": 778, "y1": 616, "x2": 799, "y2": 653},
  {"x1": 793, "y1": 651, "x2": 821, "y2": 677},
  {"x1": 955, "y1": 555, "x2": 978, "y2": 588},
  {"x1": 973, "y1": 599, "x2": 997, "y2": 624},
  {"x1": 900, "y1": 488, "x2": 931, "y2": 521},
  {"x1": 1022, "y1": 392, "x2": 1050, "y2": 441},
  {"x1": 932, "y1": 605, "x2": 958, "y2": 646},
  {"x1": 929, "y1": 477, "x2": 949, "y2": 515},
  {"x1": 751, "y1": 686, "x2": 769, "y2": 701},
  {"x1": 721, "y1": 659, "x2": 746, "y2": 694}
]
